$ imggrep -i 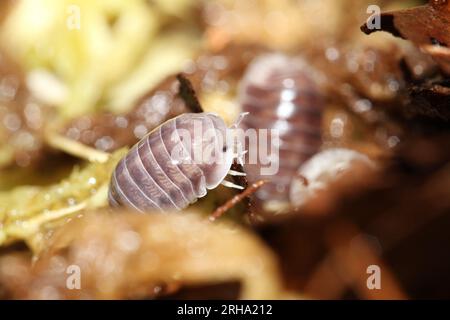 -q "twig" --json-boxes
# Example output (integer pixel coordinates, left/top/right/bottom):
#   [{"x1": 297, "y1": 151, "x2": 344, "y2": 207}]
[
  {"x1": 209, "y1": 180, "x2": 266, "y2": 222},
  {"x1": 176, "y1": 74, "x2": 203, "y2": 113},
  {"x1": 45, "y1": 131, "x2": 110, "y2": 163}
]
